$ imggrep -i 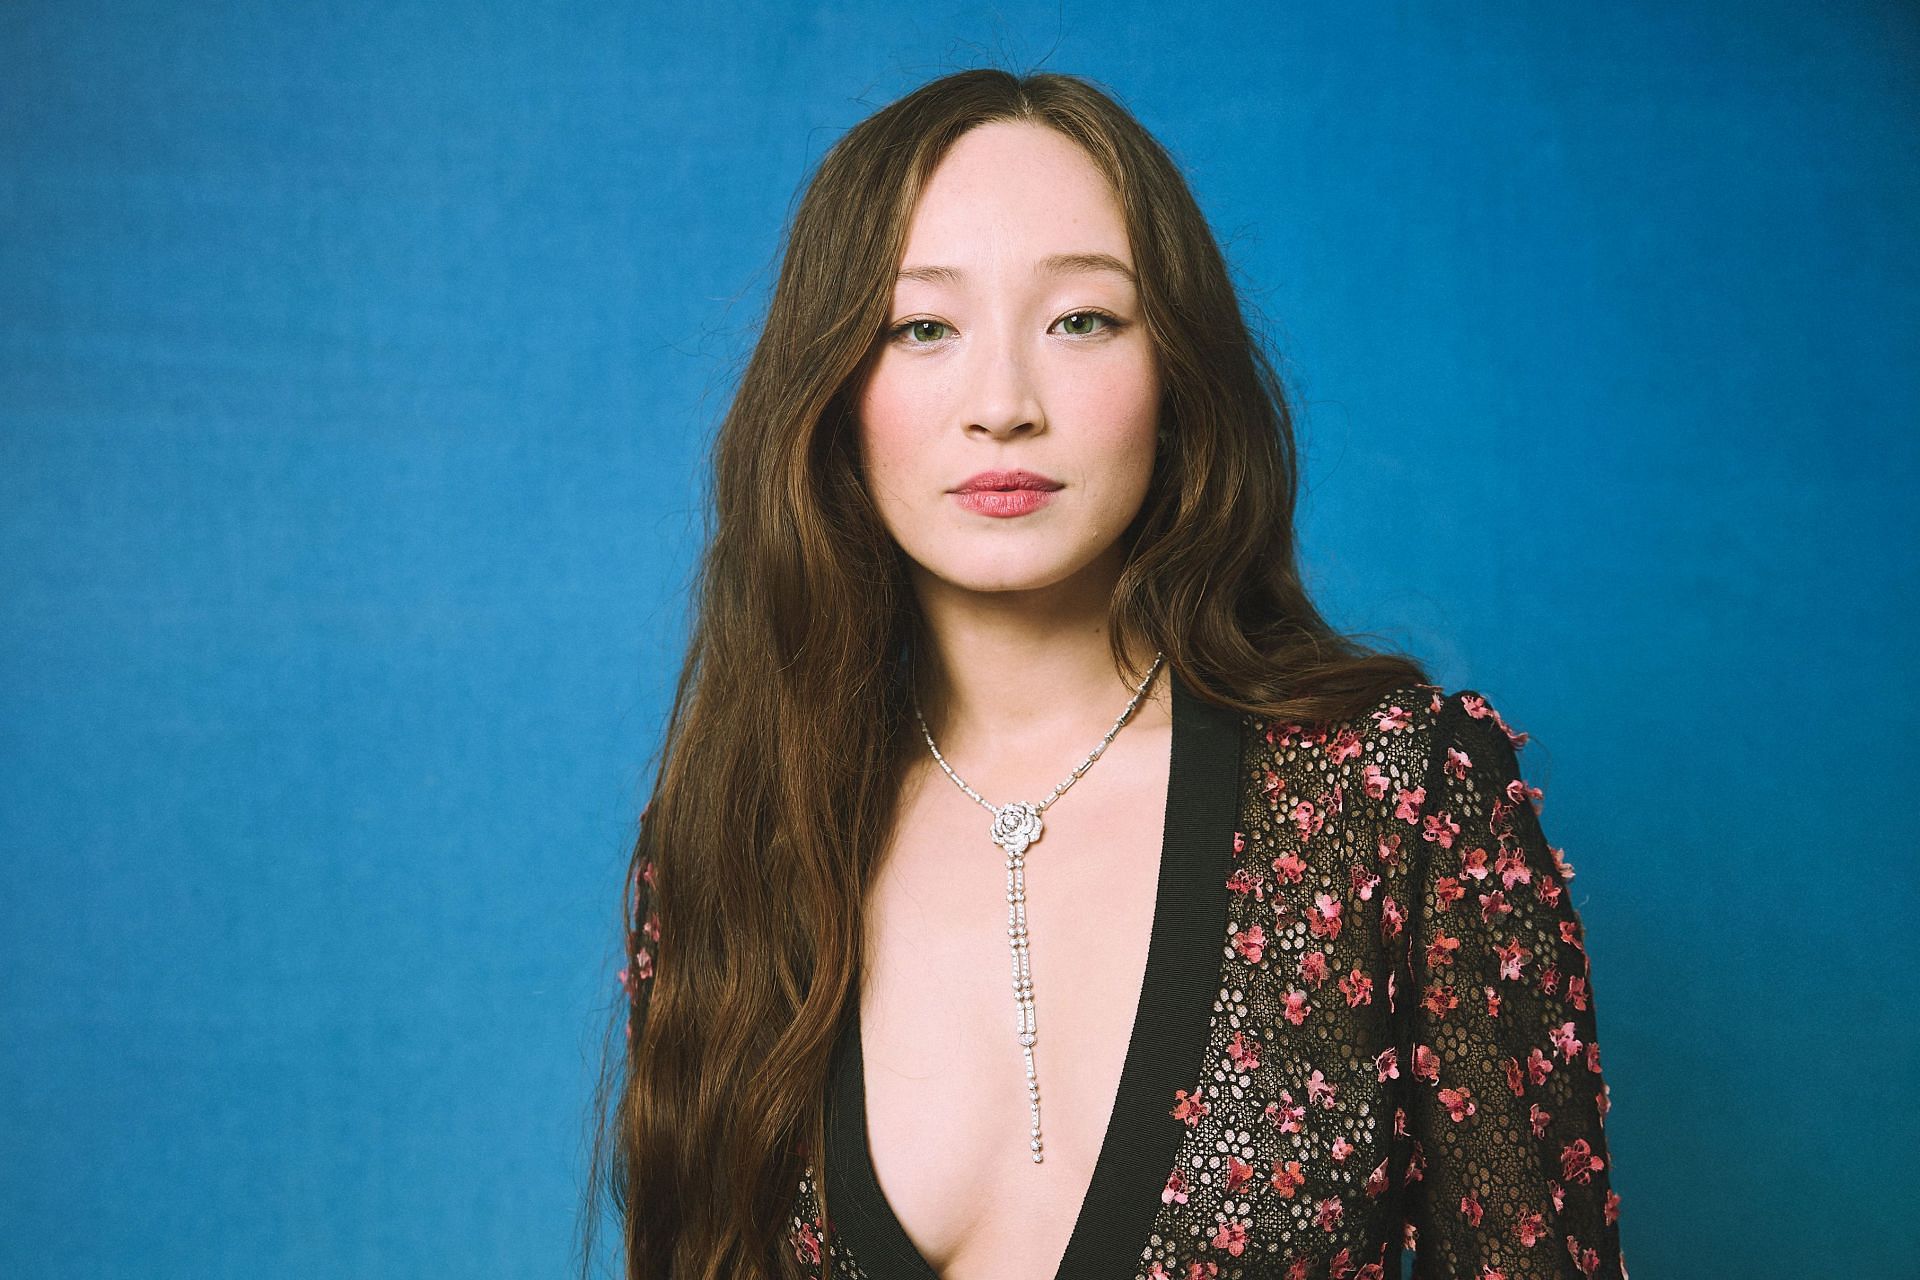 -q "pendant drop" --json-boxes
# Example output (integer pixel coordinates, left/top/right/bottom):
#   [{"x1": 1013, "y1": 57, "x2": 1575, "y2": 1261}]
[{"x1": 996, "y1": 802, "x2": 1047, "y2": 1163}]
